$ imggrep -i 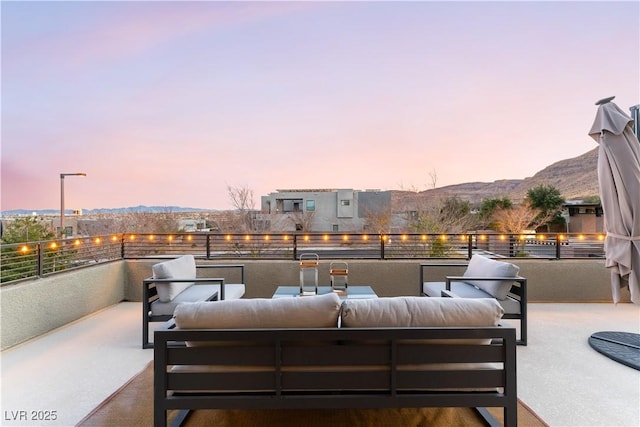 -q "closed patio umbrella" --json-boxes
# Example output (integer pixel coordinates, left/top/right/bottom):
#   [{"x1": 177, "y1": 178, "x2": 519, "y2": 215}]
[{"x1": 589, "y1": 96, "x2": 640, "y2": 304}]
